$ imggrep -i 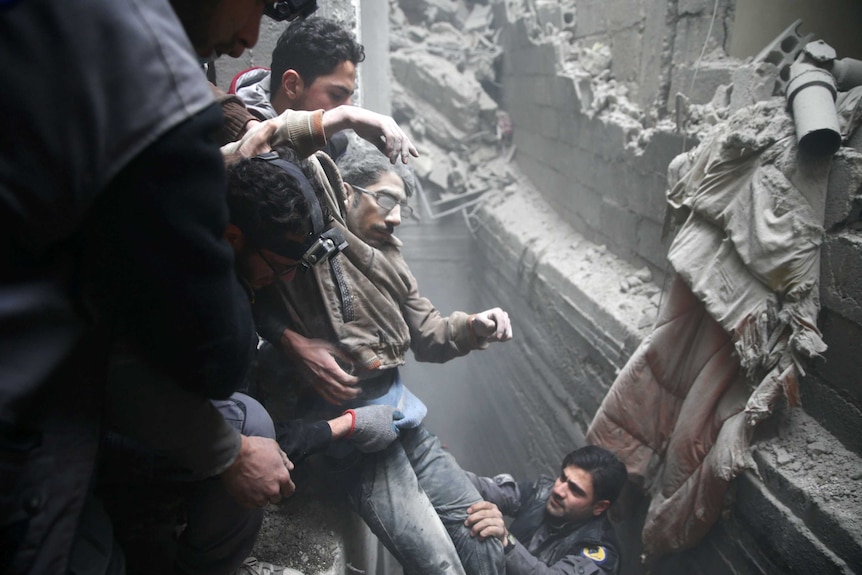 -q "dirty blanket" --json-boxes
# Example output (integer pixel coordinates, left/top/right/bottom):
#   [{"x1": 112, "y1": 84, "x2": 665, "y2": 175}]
[{"x1": 587, "y1": 88, "x2": 862, "y2": 561}]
